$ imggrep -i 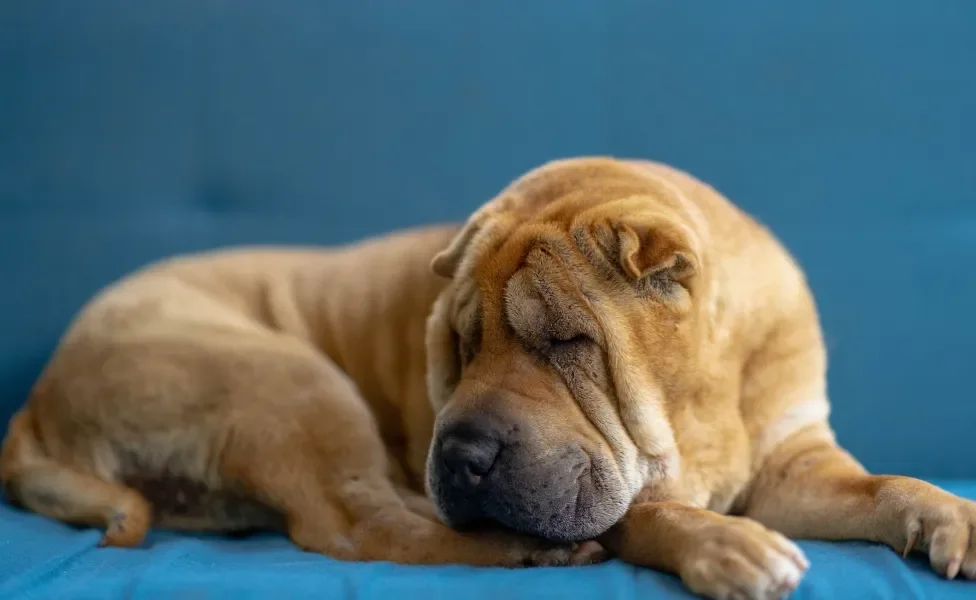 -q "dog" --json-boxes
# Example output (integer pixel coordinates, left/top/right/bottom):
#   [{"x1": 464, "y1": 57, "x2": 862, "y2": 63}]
[{"x1": 3, "y1": 157, "x2": 974, "y2": 599}]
